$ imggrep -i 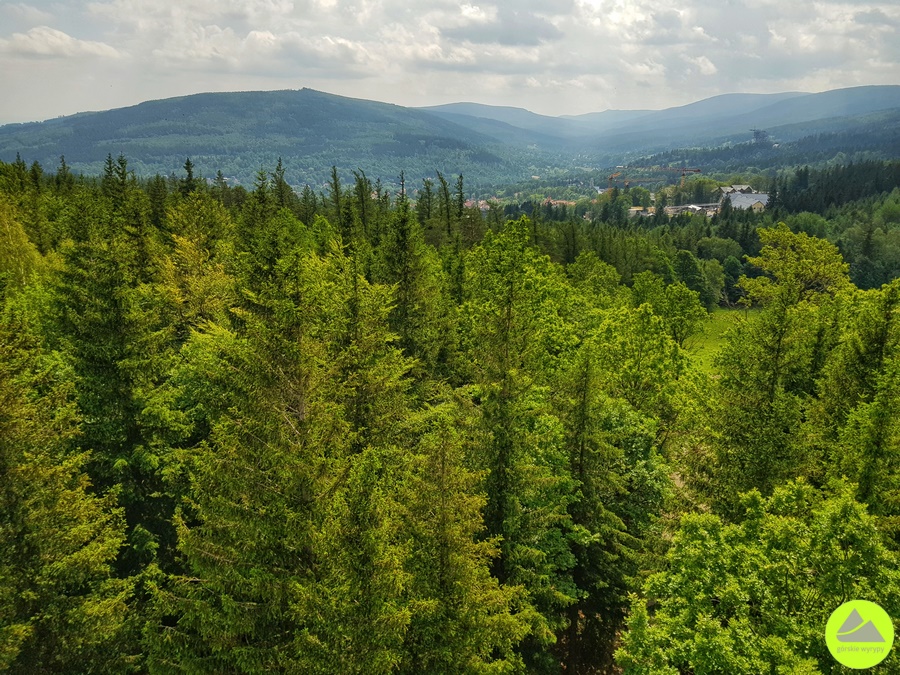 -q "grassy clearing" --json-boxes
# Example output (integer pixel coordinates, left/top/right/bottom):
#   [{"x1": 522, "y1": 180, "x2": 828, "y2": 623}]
[{"x1": 687, "y1": 307, "x2": 752, "y2": 374}]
